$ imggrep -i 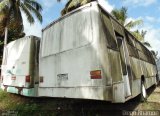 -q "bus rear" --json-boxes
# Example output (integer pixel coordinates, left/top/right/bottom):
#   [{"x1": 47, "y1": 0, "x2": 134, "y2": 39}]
[
  {"x1": 1, "y1": 36, "x2": 40, "y2": 96},
  {"x1": 38, "y1": 2, "x2": 120, "y2": 102}
]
